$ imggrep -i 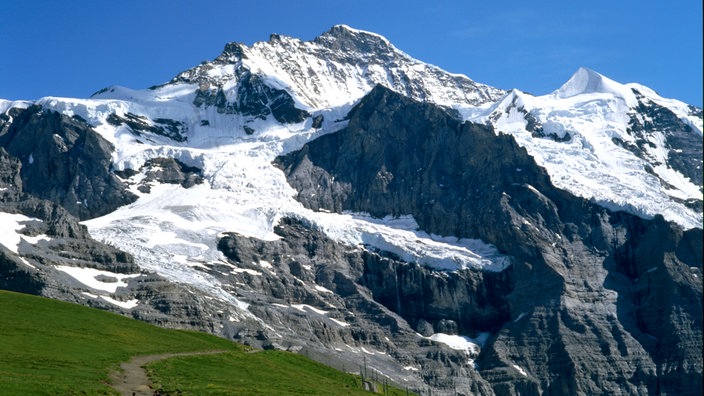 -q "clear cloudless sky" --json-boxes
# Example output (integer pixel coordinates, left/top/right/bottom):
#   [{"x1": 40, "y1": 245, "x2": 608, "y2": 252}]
[{"x1": 1, "y1": 0, "x2": 702, "y2": 106}]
